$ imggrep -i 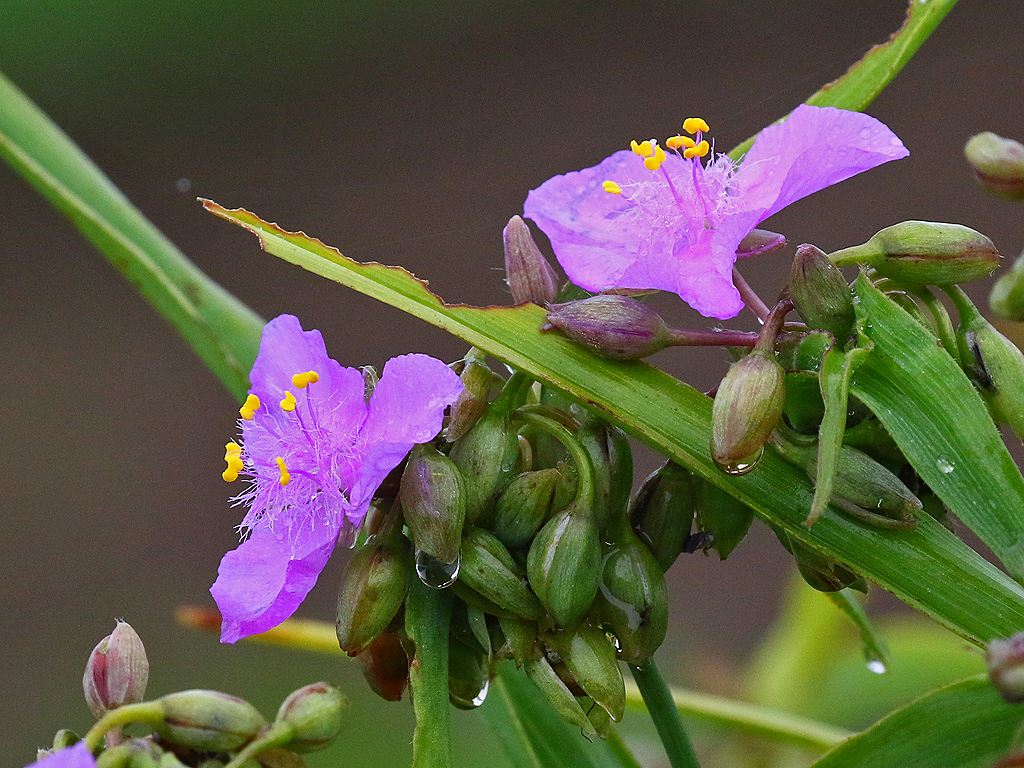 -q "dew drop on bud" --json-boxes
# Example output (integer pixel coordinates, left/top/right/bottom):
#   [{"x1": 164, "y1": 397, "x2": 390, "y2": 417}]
[
  {"x1": 415, "y1": 549, "x2": 460, "y2": 589},
  {"x1": 712, "y1": 446, "x2": 764, "y2": 476},
  {"x1": 867, "y1": 659, "x2": 887, "y2": 675}
]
